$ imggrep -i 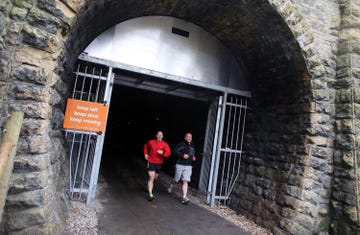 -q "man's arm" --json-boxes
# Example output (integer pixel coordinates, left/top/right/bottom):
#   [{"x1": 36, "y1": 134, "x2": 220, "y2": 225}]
[
  {"x1": 173, "y1": 142, "x2": 185, "y2": 158},
  {"x1": 143, "y1": 141, "x2": 149, "y2": 160},
  {"x1": 163, "y1": 143, "x2": 171, "y2": 157}
]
